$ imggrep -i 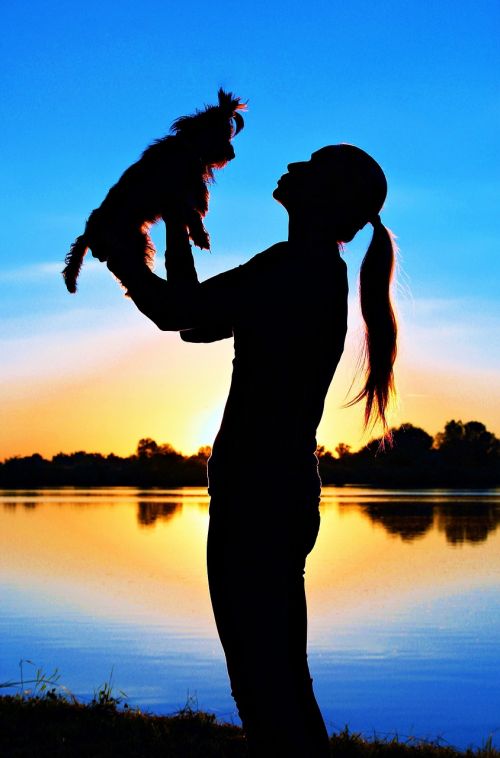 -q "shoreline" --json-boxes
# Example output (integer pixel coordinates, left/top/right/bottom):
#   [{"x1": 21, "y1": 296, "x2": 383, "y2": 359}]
[
  {"x1": 1, "y1": 483, "x2": 499, "y2": 491},
  {"x1": 1, "y1": 695, "x2": 498, "y2": 757}
]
